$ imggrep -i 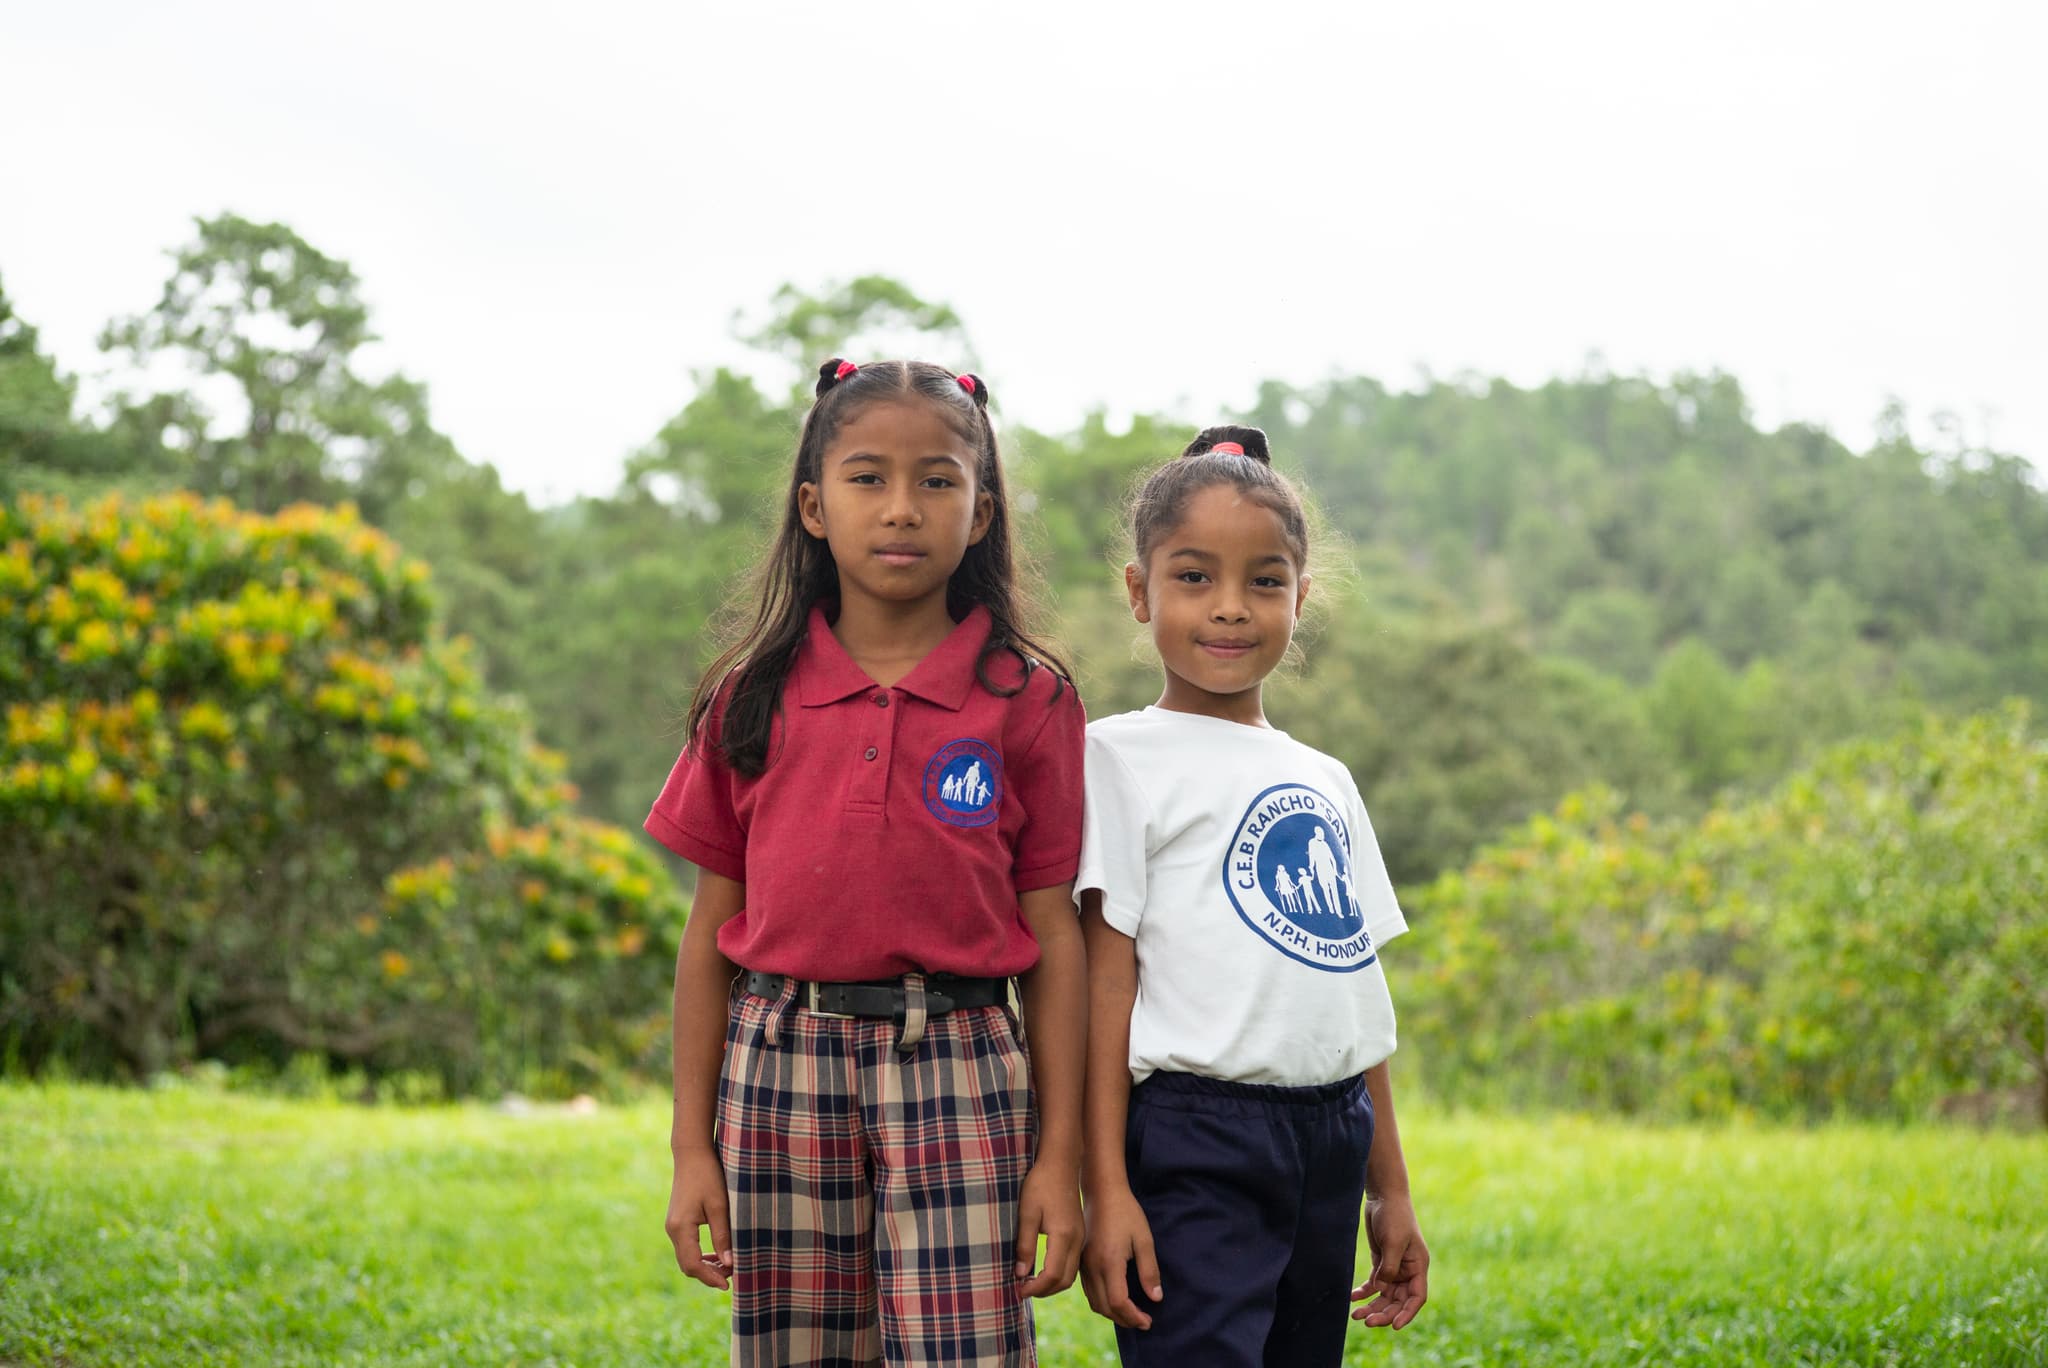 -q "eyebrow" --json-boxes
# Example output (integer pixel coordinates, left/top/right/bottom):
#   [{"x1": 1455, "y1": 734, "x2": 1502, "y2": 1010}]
[
  {"x1": 1164, "y1": 548, "x2": 1293, "y2": 568},
  {"x1": 837, "y1": 452, "x2": 969, "y2": 469}
]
